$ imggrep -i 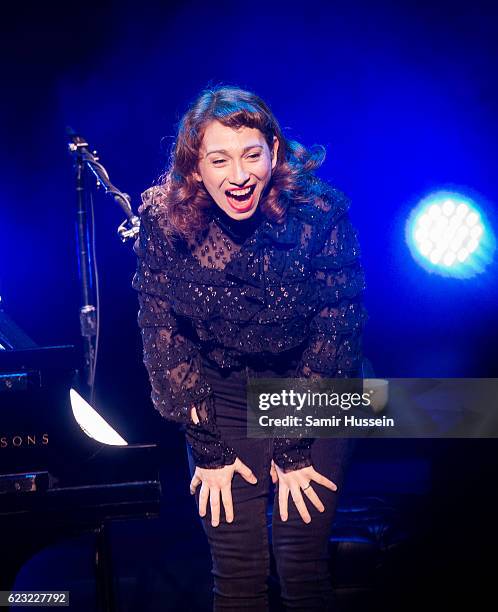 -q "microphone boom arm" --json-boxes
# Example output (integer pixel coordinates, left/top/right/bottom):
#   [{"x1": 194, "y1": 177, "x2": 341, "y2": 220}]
[{"x1": 67, "y1": 132, "x2": 140, "y2": 242}]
